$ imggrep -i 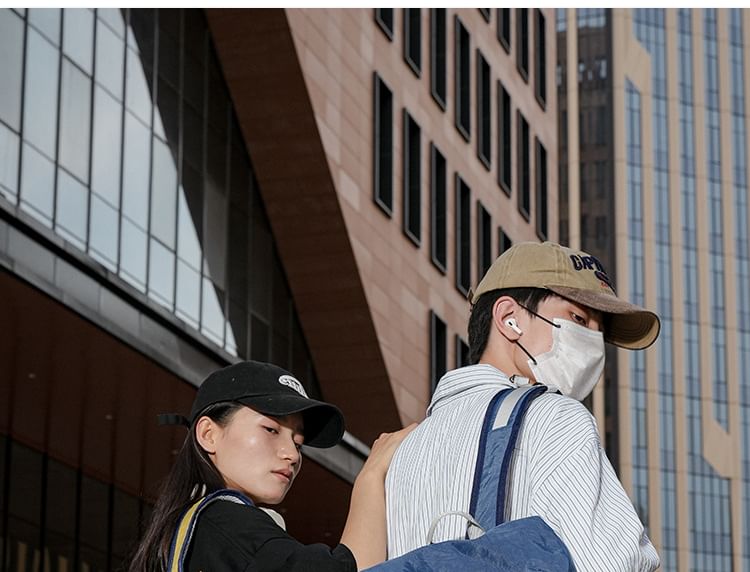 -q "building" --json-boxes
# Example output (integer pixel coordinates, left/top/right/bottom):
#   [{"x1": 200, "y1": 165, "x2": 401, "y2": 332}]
[
  {"x1": 0, "y1": 7, "x2": 555, "y2": 570},
  {"x1": 559, "y1": 8, "x2": 750, "y2": 571}
]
